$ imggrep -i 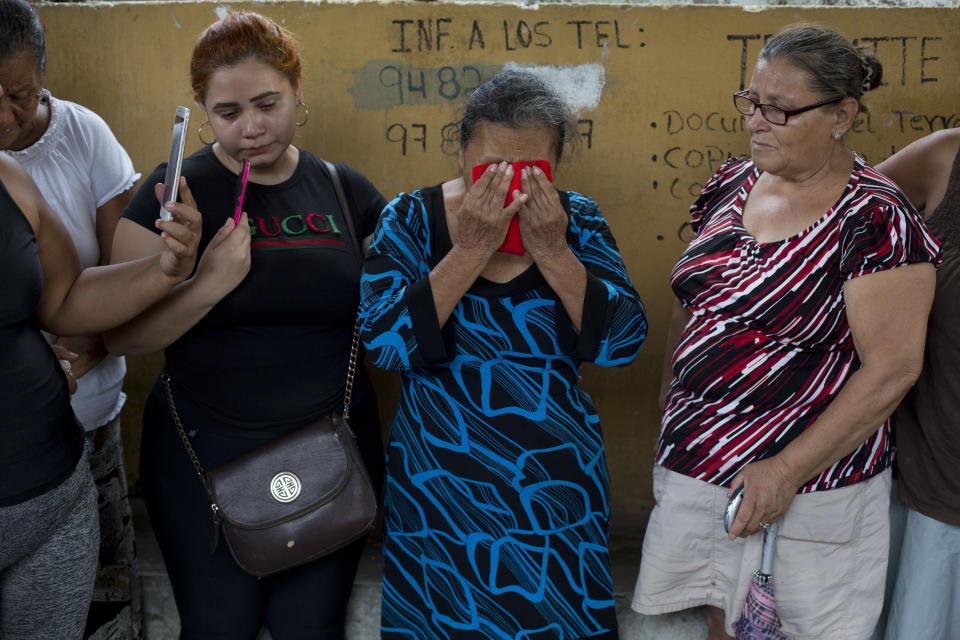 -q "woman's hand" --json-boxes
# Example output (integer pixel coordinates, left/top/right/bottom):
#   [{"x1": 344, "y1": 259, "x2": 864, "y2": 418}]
[
  {"x1": 726, "y1": 456, "x2": 801, "y2": 539},
  {"x1": 514, "y1": 164, "x2": 587, "y2": 329},
  {"x1": 102, "y1": 211, "x2": 251, "y2": 356},
  {"x1": 153, "y1": 177, "x2": 203, "y2": 282},
  {"x1": 53, "y1": 335, "x2": 107, "y2": 379},
  {"x1": 51, "y1": 343, "x2": 79, "y2": 394},
  {"x1": 517, "y1": 165, "x2": 568, "y2": 262},
  {"x1": 456, "y1": 162, "x2": 526, "y2": 258},
  {"x1": 193, "y1": 212, "x2": 252, "y2": 301}
]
